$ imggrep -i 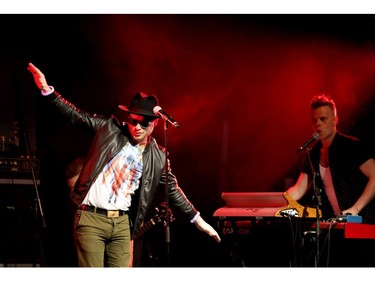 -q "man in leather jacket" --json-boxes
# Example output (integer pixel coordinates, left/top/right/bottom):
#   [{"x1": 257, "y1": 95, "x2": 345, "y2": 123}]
[{"x1": 28, "y1": 62, "x2": 221, "y2": 267}]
